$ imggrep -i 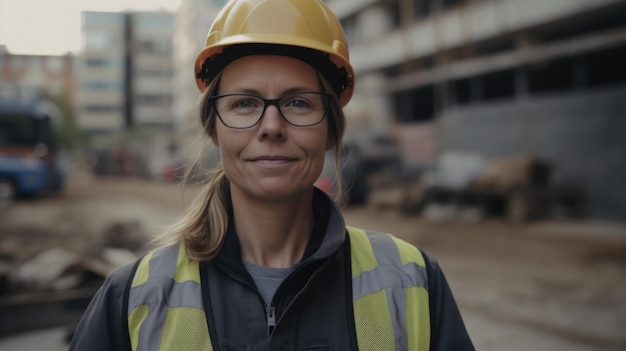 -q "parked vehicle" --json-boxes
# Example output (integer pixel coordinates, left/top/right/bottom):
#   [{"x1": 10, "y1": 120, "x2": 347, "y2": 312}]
[
  {"x1": 0, "y1": 99, "x2": 65, "y2": 205},
  {"x1": 315, "y1": 134, "x2": 402, "y2": 205}
]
